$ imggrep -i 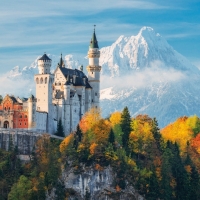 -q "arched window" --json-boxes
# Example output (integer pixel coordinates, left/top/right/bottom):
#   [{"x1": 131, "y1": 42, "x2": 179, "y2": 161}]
[
  {"x1": 59, "y1": 82, "x2": 61, "y2": 86},
  {"x1": 36, "y1": 78, "x2": 39, "y2": 84},
  {"x1": 40, "y1": 78, "x2": 43, "y2": 84},
  {"x1": 20, "y1": 115, "x2": 22, "y2": 118},
  {"x1": 24, "y1": 115, "x2": 27, "y2": 118},
  {"x1": 45, "y1": 77, "x2": 47, "y2": 84},
  {"x1": 4, "y1": 107, "x2": 6, "y2": 110}
]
